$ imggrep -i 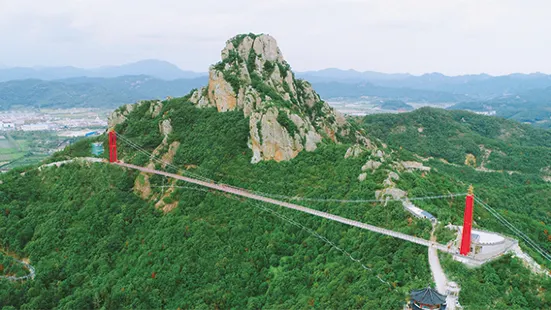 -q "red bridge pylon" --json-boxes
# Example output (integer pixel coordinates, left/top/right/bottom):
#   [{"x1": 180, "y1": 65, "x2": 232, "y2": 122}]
[
  {"x1": 460, "y1": 185, "x2": 474, "y2": 256},
  {"x1": 108, "y1": 130, "x2": 118, "y2": 163}
]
